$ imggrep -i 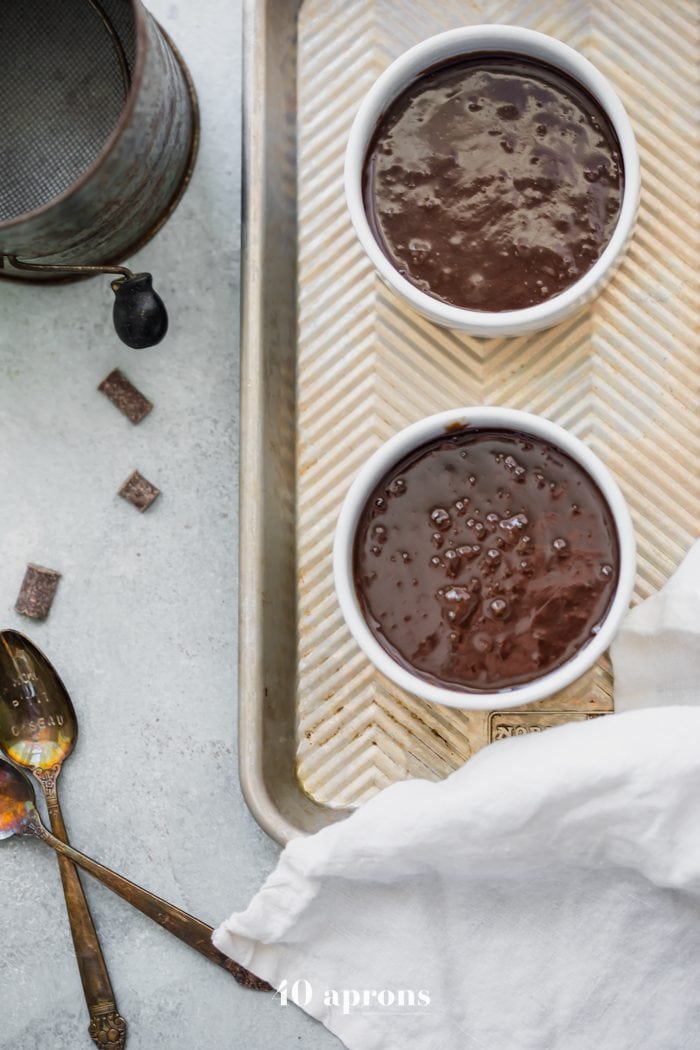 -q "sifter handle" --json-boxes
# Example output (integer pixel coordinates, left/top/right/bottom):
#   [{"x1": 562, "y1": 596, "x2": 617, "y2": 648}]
[{"x1": 2, "y1": 255, "x2": 168, "y2": 349}]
